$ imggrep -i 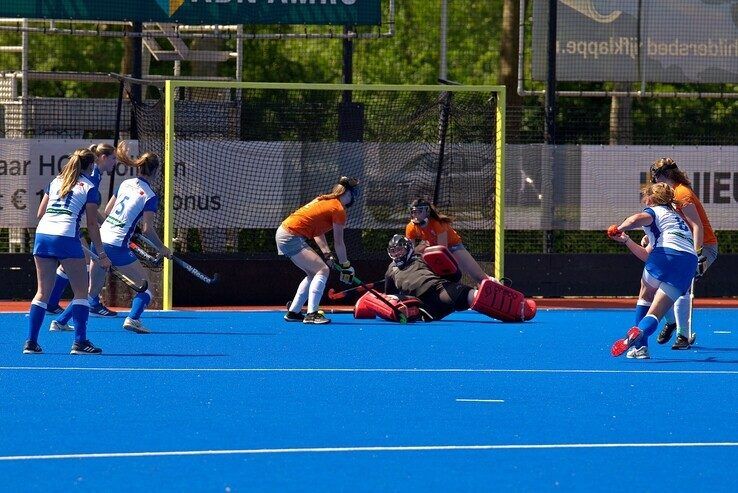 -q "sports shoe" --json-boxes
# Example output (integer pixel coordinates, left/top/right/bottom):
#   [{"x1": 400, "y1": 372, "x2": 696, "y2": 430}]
[
  {"x1": 672, "y1": 334, "x2": 694, "y2": 350},
  {"x1": 70, "y1": 340, "x2": 102, "y2": 355},
  {"x1": 89, "y1": 302, "x2": 118, "y2": 317},
  {"x1": 46, "y1": 305, "x2": 64, "y2": 315},
  {"x1": 22, "y1": 340, "x2": 43, "y2": 354},
  {"x1": 626, "y1": 346, "x2": 651, "y2": 360},
  {"x1": 657, "y1": 322, "x2": 677, "y2": 345},
  {"x1": 49, "y1": 320, "x2": 74, "y2": 332},
  {"x1": 303, "y1": 311, "x2": 330, "y2": 325},
  {"x1": 123, "y1": 317, "x2": 150, "y2": 334},
  {"x1": 611, "y1": 326, "x2": 642, "y2": 357},
  {"x1": 284, "y1": 310, "x2": 305, "y2": 322}
]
